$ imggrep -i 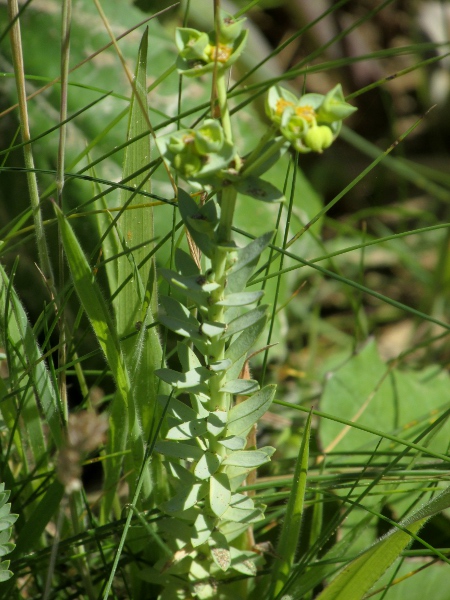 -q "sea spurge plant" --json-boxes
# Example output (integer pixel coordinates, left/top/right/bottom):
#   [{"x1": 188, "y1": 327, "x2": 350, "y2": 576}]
[
  {"x1": 266, "y1": 84, "x2": 357, "y2": 153},
  {"x1": 152, "y1": 11, "x2": 356, "y2": 600}
]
